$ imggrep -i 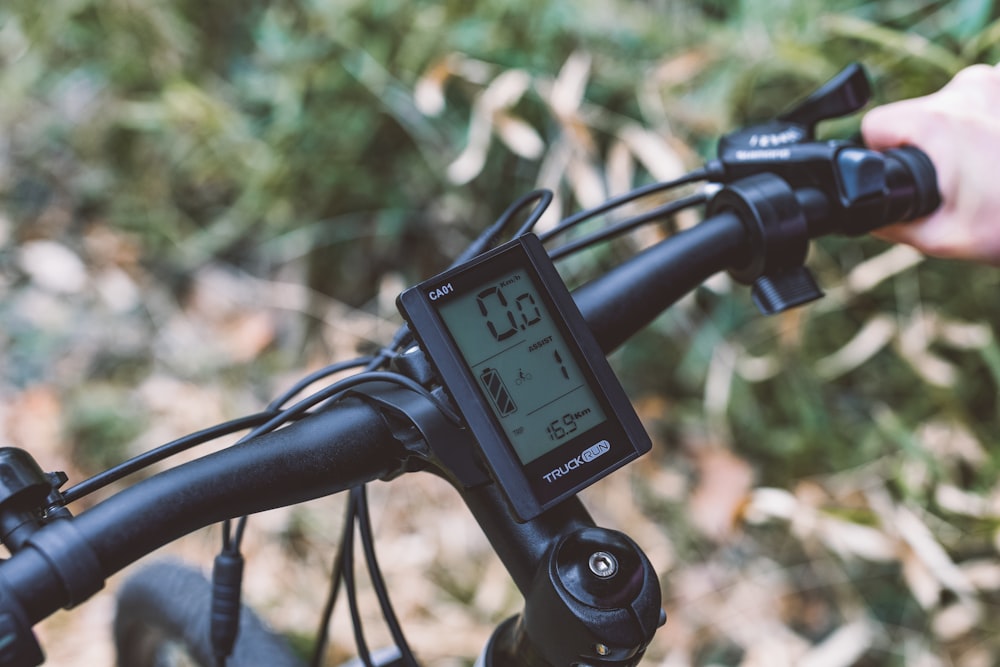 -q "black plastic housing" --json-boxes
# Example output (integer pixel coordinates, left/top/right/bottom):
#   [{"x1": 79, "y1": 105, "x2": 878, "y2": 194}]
[{"x1": 398, "y1": 234, "x2": 651, "y2": 521}]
